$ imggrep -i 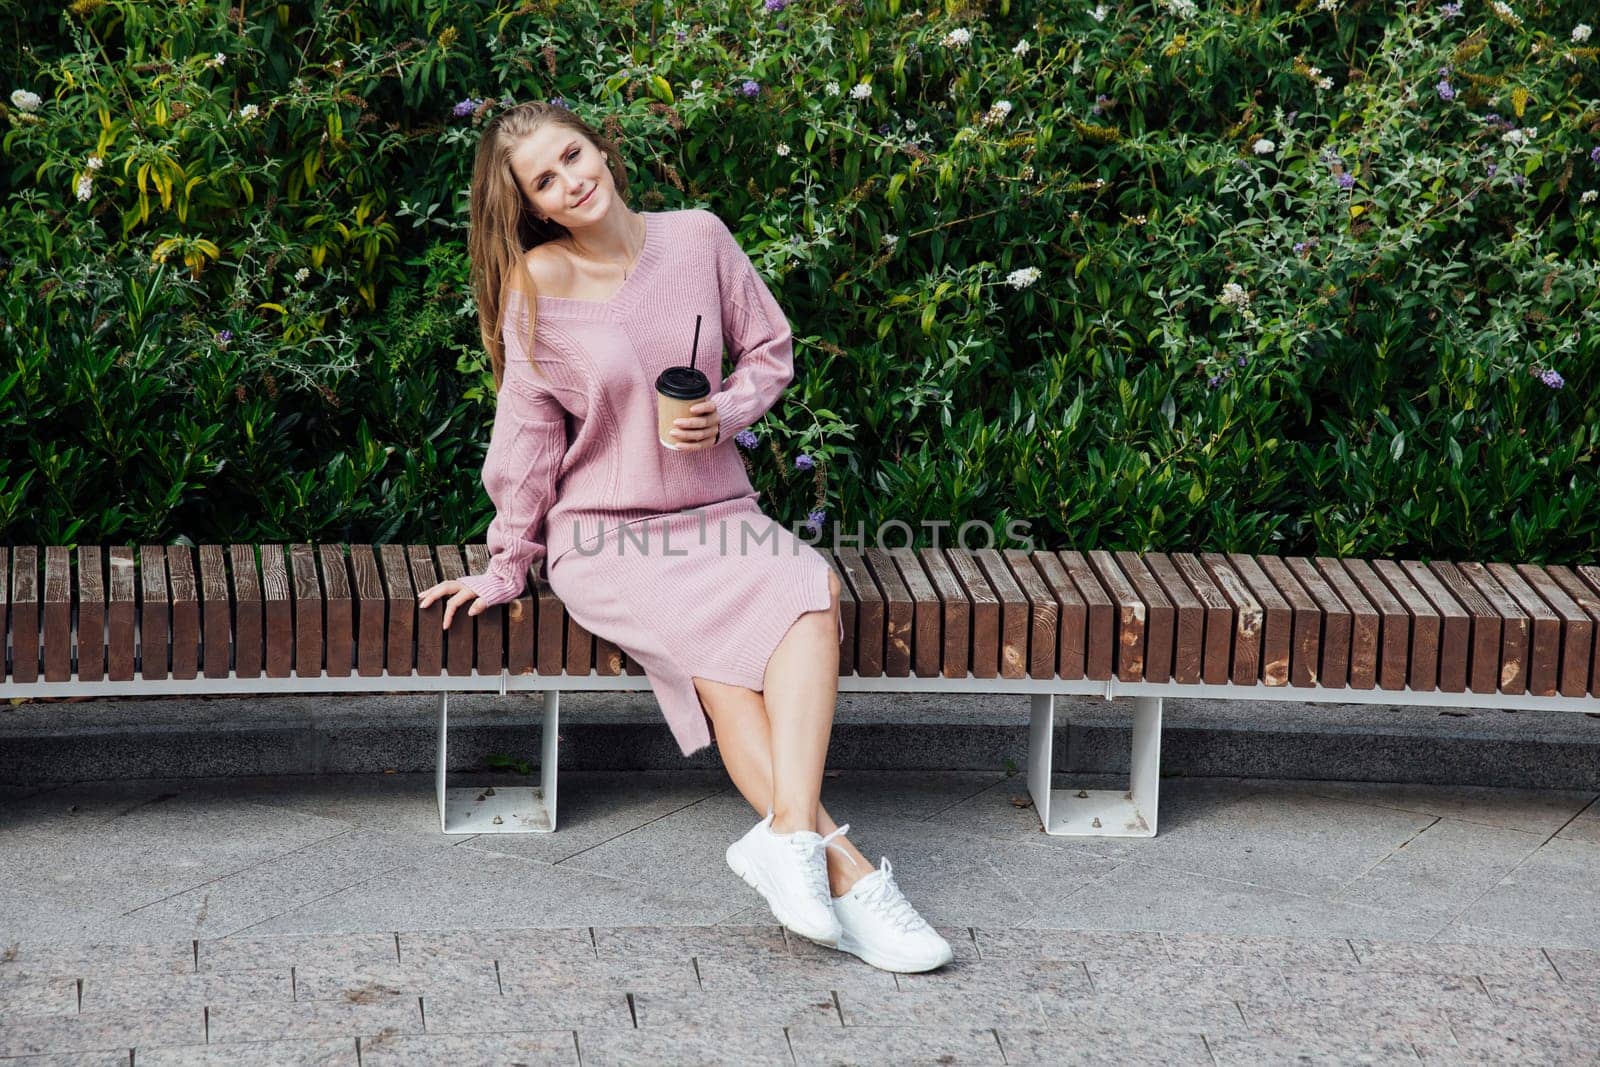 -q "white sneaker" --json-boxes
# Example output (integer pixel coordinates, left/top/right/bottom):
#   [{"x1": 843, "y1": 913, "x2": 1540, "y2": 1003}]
[
  {"x1": 832, "y1": 858, "x2": 953, "y2": 973},
  {"x1": 725, "y1": 812, "x2": 848, "y2": 946}
]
